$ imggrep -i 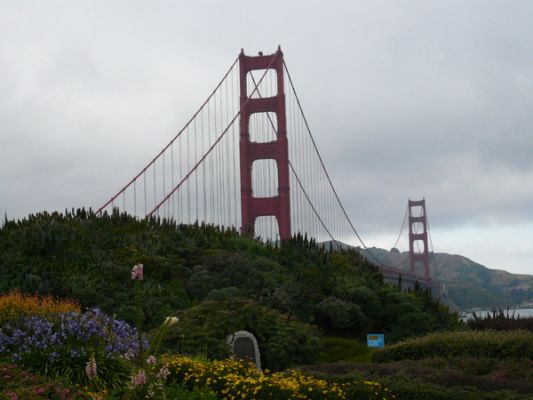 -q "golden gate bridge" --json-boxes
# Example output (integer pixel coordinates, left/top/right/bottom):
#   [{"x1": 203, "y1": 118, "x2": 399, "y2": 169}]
[{"x1": 95, "y1": 47, "x2": 436, "y2": 290}]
